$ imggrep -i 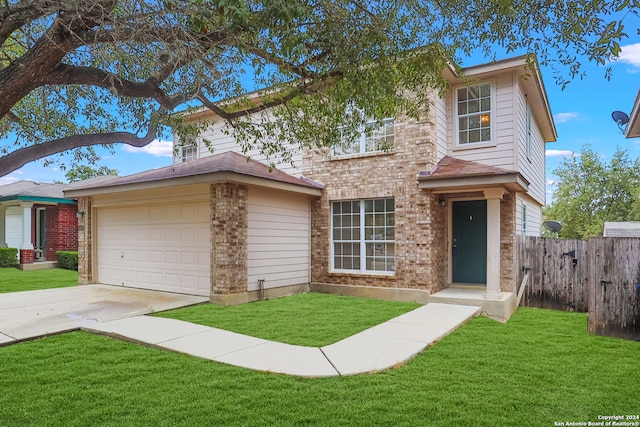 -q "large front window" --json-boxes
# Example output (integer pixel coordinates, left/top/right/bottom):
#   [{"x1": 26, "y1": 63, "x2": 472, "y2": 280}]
[
  {"x1": 332, "y1": 199, "x2": 395, "y2": 273},
  {"x1": 333, "y1": 118, "x2": 394, "y2": 156},
  {"x1": 457, "y1": 83, "x2": 492, "y2": 145}
]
